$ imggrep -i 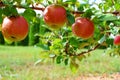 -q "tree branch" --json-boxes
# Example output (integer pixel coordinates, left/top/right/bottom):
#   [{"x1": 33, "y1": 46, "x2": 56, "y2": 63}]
[
  {"x1": 0, "y1": 1, "x2": 120, "y2": 15},
  {"x1": 0, "y1": 1, "x2": 45, "y2": 11},
  {"x1": 69, "y1": 43, "x2": 101, "y2": 56},
  {"x1": 77, "y1": 43, "x2": 101, "y2": 56}
]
